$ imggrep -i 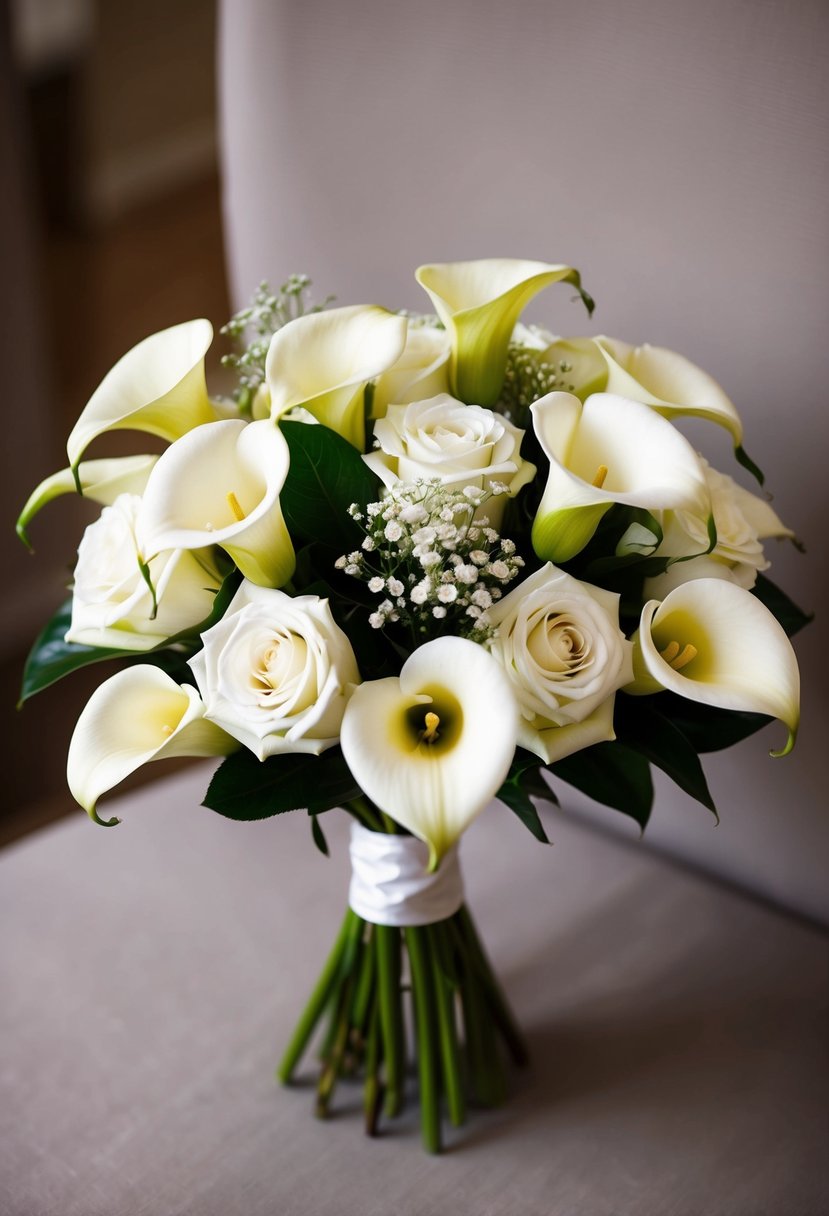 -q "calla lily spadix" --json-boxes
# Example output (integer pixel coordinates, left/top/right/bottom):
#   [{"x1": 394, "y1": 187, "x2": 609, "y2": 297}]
[
  {"x1": 531, "y1": 392, "x2": 711, "y2": 563},
  {"x1": 137, "y1": 418, "x2": 295, "y2": 588},
  {"x1": 66, "y1": 319, "x2": 216, "y2": 478},
  {"x1": 594, "y1": 337, "x2": 744, "y2": 446},
  {"x1": 265, "y1": 304, "x2": 407, "y2": 449},
  {"x1": 340, "y1": 636, "x2": 519, "y2": 870},
  {"x1": 16, "y1": 455, "x2": 158, "y2": 549},
  {"x1": 415, "y1": 258, "x2": 594, "y2": 408},
  {"x1": 67, "y1": 666, "x2": 237, "y2": 823},
  {"x1": 627, "y1": 578, "x2": 800, "y2": 756}
]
